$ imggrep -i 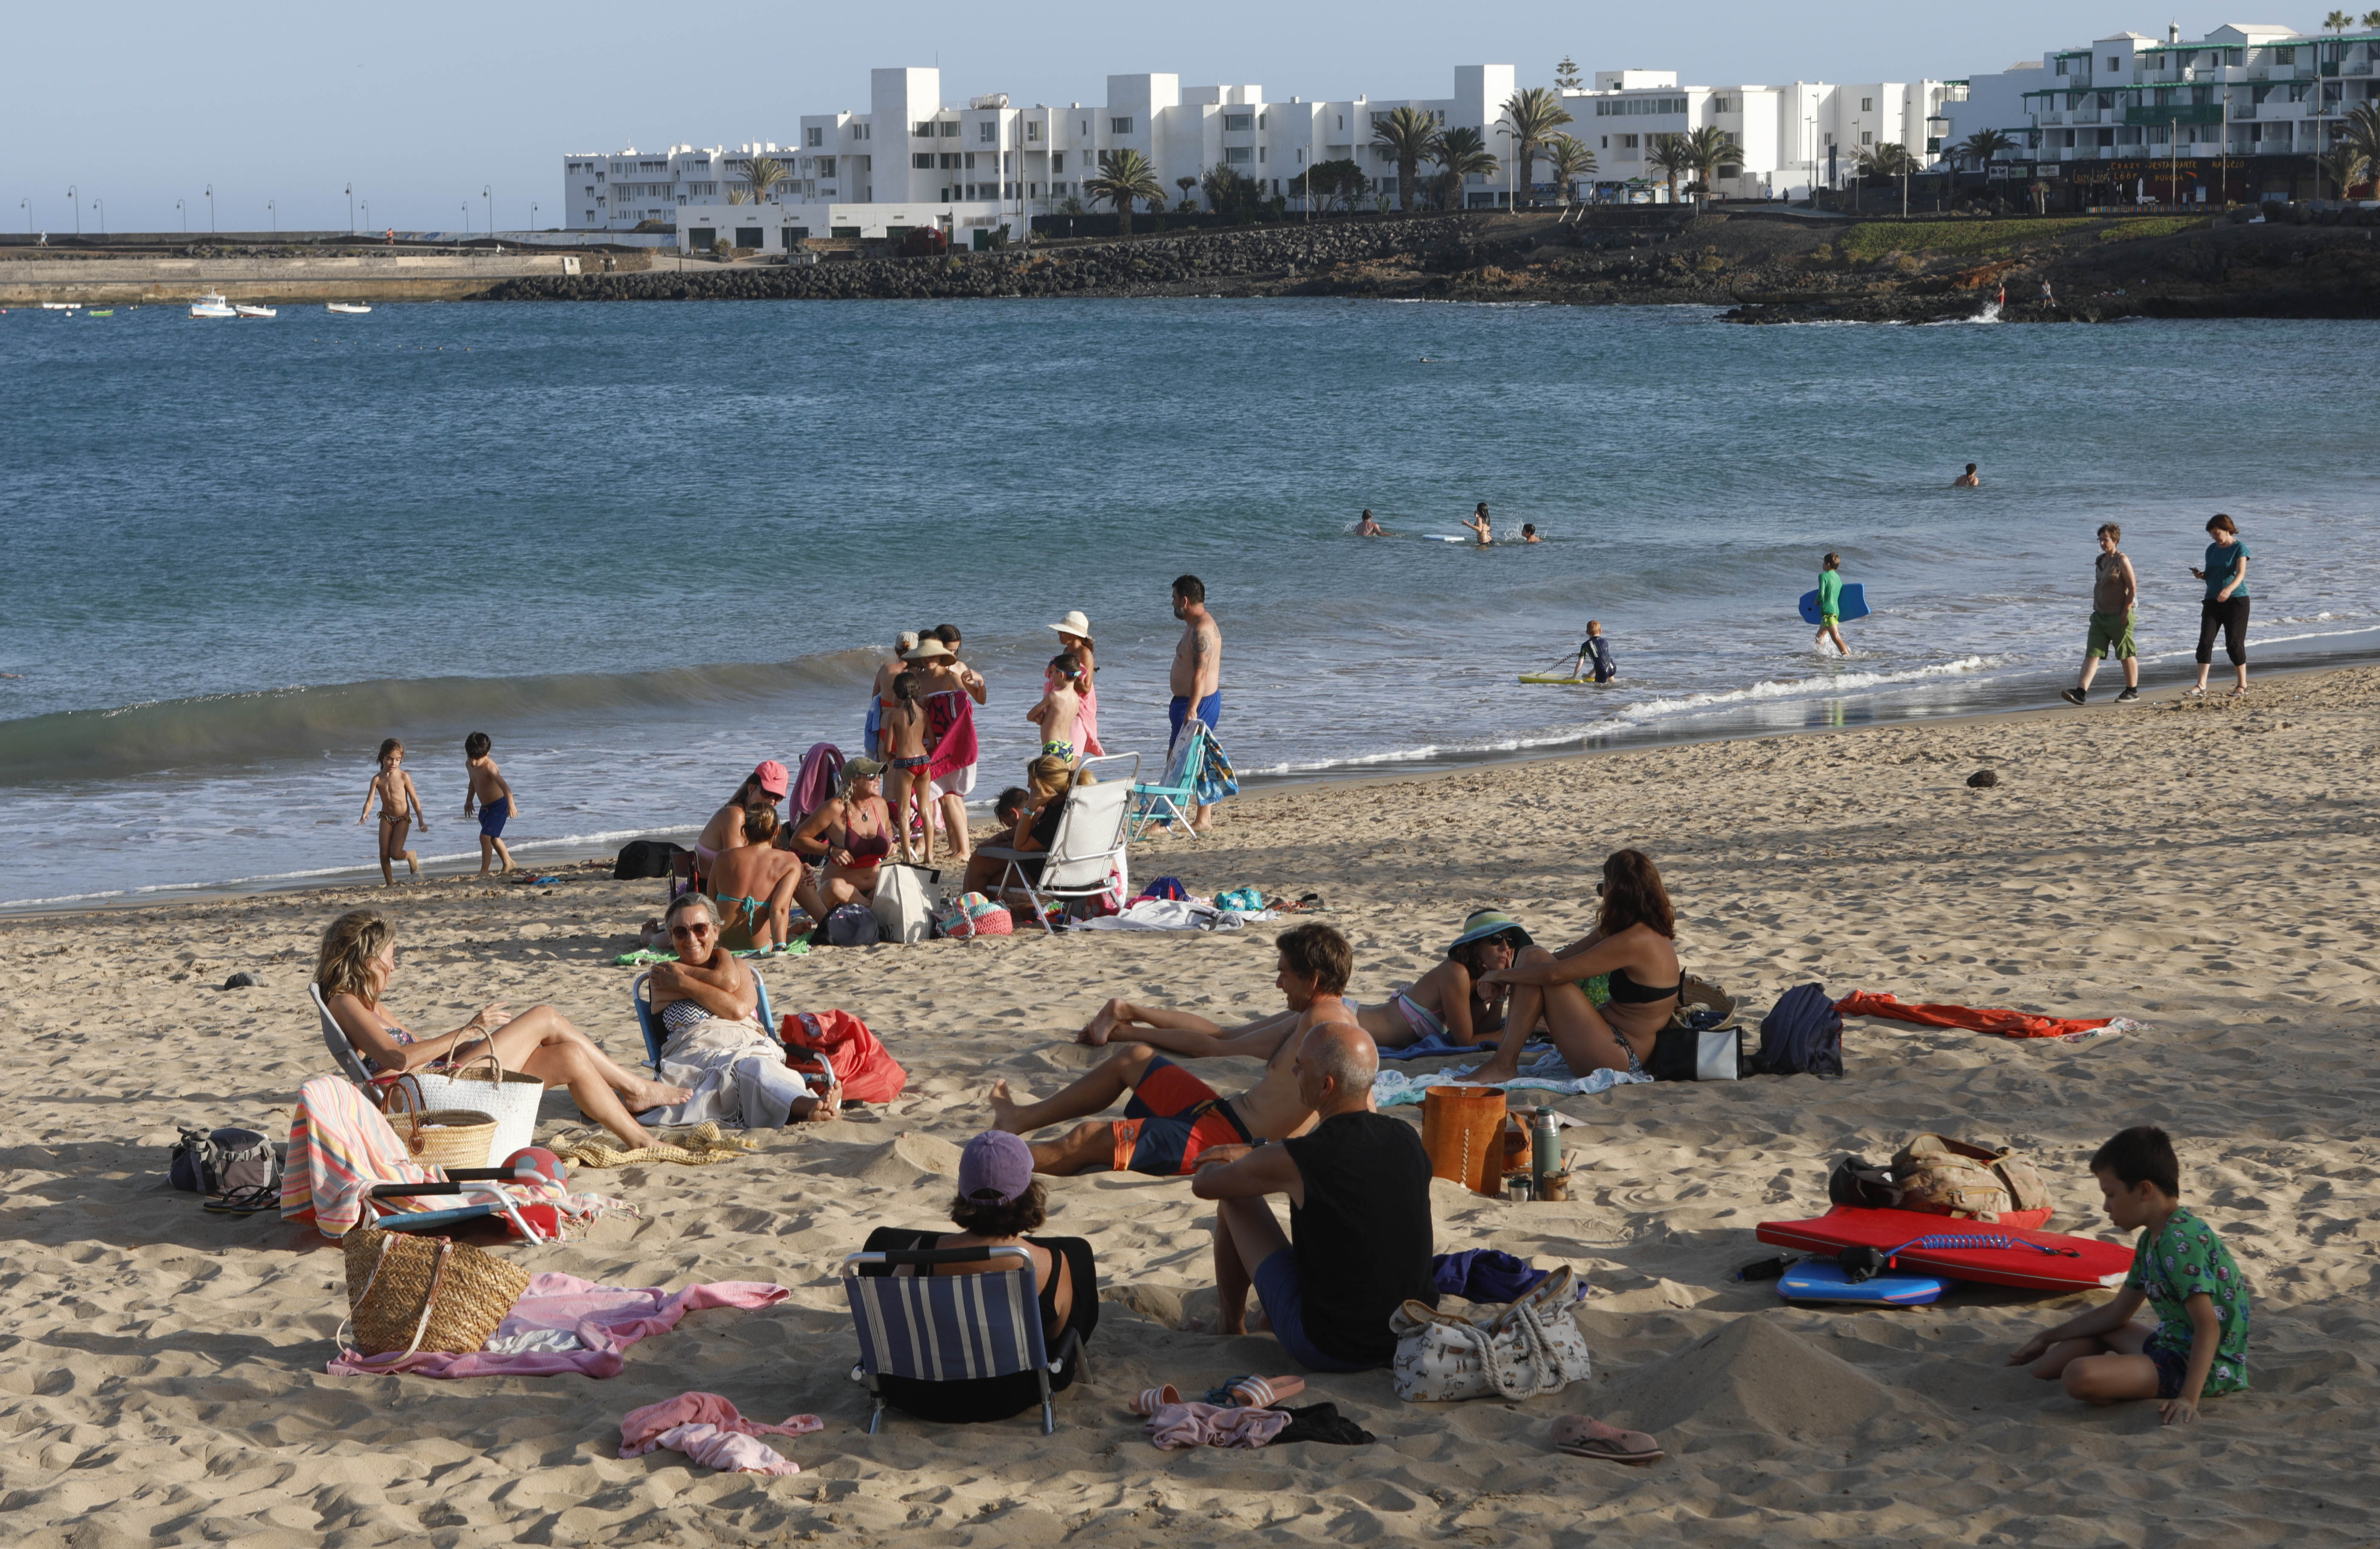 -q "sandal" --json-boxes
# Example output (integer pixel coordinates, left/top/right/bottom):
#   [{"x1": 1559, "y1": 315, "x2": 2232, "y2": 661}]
[
  {"x1": 1551, "y1": 1415, "x2": 1663, "y2": 1466},
  {"x1": 1204, "y1": 1374, "x2": 1307, "y2": 1409},
  {"x1": 1130, "y1": 1385, "x2": 1181, "y2": 1416}
]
